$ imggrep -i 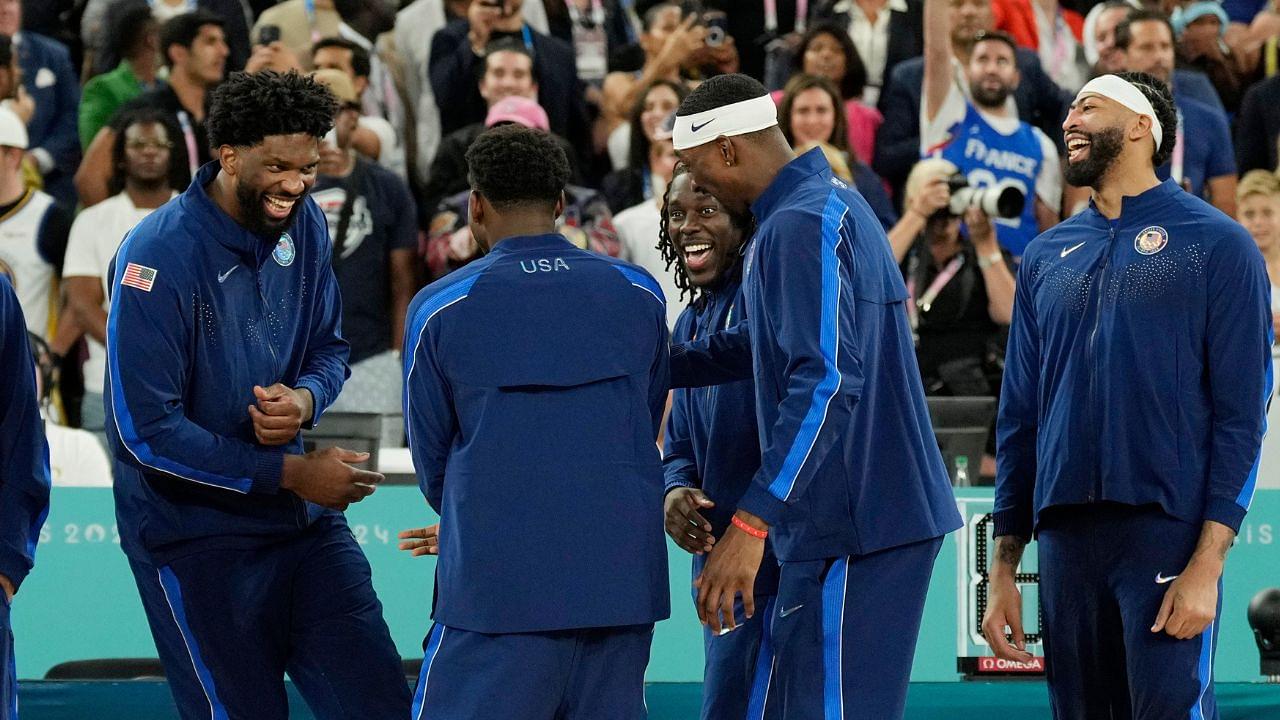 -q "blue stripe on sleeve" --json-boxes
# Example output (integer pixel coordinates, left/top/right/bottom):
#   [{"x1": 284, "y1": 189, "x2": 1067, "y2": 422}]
[
  {"x1": 611, "y1": 263, "x2": 666, "y2": 305},
  {"x1": 766, "y1": 192, "x2": 847, "y2": 502},
  {"x1": 402, "y1": 276, "x2": 479, "y2": 446},
  {"x1": 106, "y1": 233, "x2": 254, "y2": 493},
  {"x1": 1235, "y1": 336, "x2": 1273, "y2": 511}
]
